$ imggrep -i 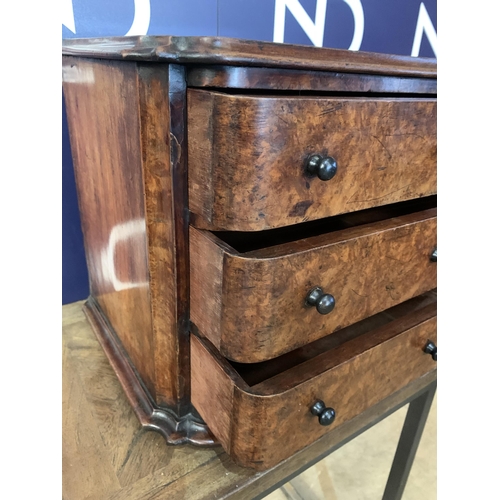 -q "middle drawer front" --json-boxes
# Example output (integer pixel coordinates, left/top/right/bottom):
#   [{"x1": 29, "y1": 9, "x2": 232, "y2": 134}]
[
  {"x1": 188, "y1": 89, "x2": 436, "y2": 231},
  {"x1": 190, "y1": 208, "x2": 437, "y2": 363}
]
